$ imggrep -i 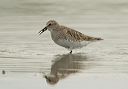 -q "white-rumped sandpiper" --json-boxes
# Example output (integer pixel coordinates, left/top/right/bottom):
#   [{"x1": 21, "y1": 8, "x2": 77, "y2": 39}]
[{"x1": 39, "y1": 20, "x2": 103, "y2": 53}]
